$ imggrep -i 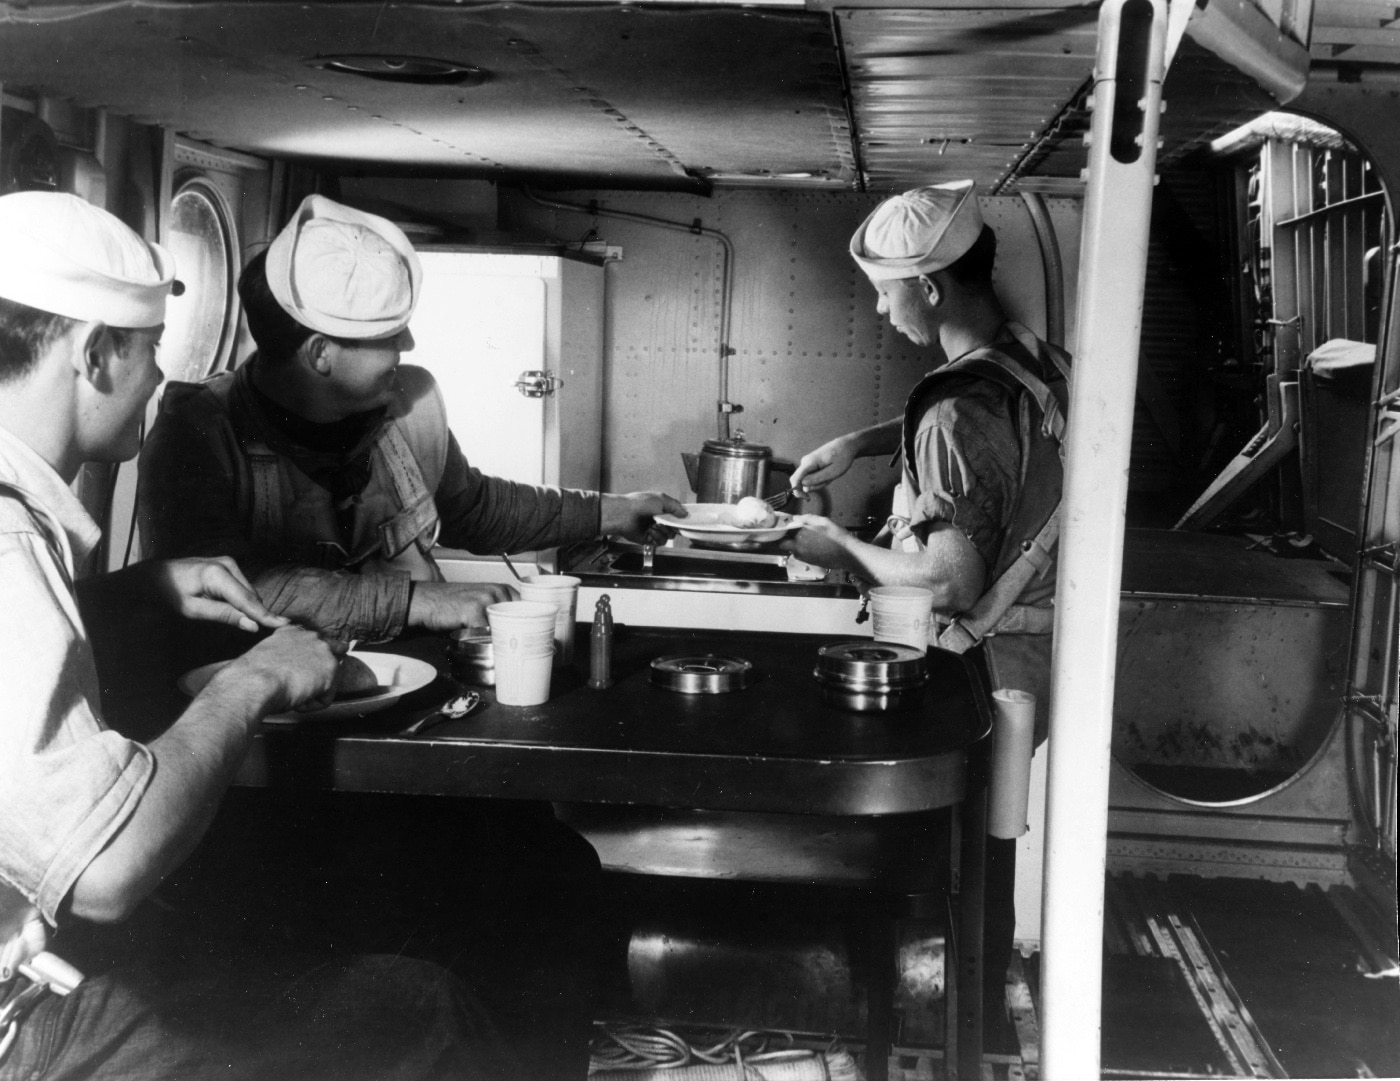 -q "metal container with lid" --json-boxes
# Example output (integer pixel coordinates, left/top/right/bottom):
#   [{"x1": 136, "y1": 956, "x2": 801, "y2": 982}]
[
  {"x1": 650, "y1": 654, "x2": 754, "y2": 694},
  {"x1": 682, "y1": 436, "x2": 773, "y2": 504},
  {"x1": 448, "y1": 627, "x2": 495, "y2": 686},
  {"x1": 814, "y1": 641, "x2": 928, "y2": 713}
]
